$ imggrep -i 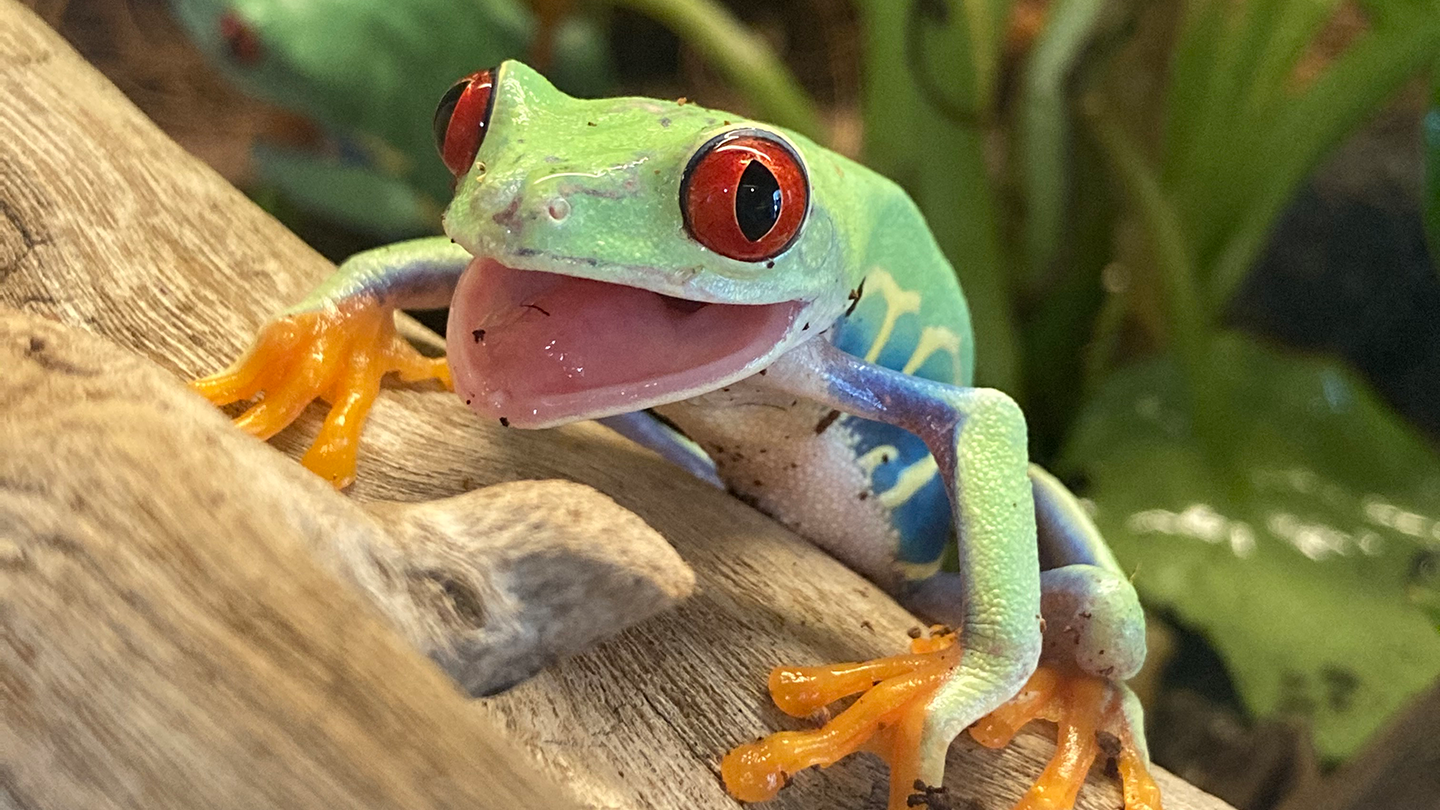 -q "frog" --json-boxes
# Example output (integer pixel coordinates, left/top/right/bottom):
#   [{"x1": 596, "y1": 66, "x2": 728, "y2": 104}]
[{"x1": 193, "y1": 60, "x2": 1161, "y2": 810}]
